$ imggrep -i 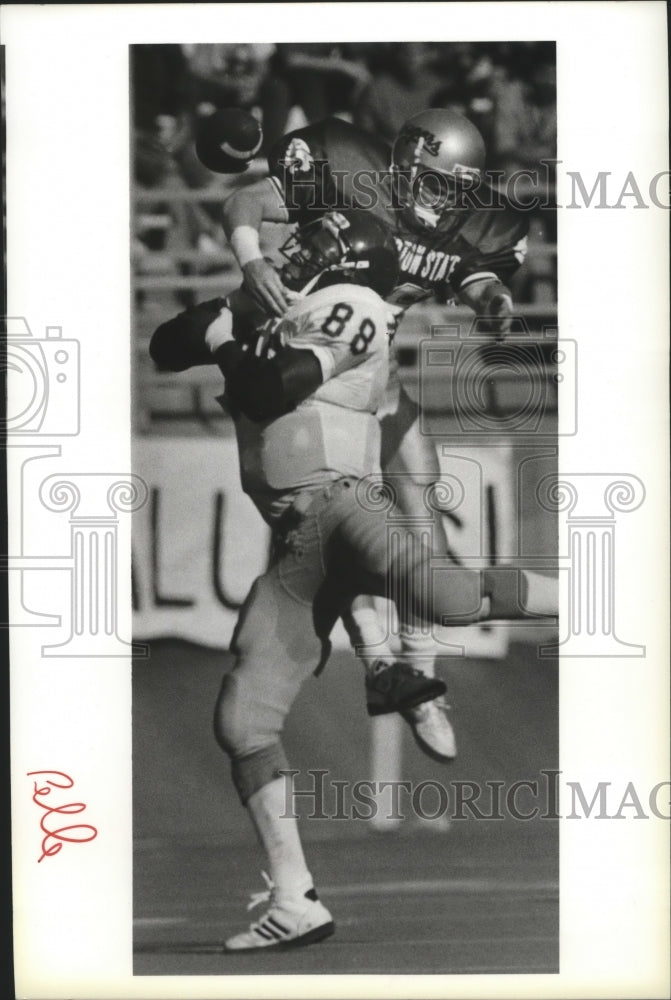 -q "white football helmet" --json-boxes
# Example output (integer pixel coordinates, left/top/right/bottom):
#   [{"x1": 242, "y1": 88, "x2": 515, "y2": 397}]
[{"x1": 391, "y1": 108, "x2": 486, "y2": 229}]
